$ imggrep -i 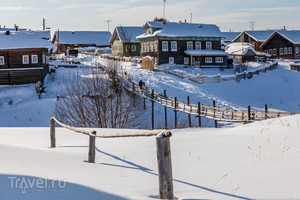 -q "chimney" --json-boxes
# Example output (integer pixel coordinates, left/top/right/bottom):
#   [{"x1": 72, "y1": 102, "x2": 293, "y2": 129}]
[
  {"x1": 5, "y1": 31, "x2": 10, "y2": 35},
  {"x1": 14, "y1": 24, "x2": 19, "y2": 31}
]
